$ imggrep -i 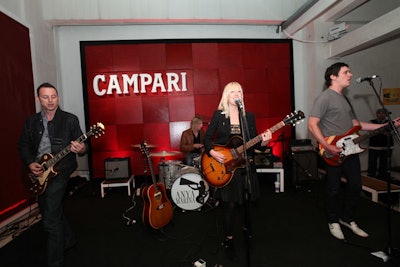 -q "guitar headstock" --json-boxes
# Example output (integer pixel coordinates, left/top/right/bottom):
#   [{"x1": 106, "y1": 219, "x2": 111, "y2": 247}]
[
  {"x1": 140, "y1": 141, "x2": 151, "y2": 158},
  {"x1": 283, "y1": 110, "x2": 305, "y2": 126},
  {"x1": 90, "y1": 122, "x2": 105, "y2": 138}
]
